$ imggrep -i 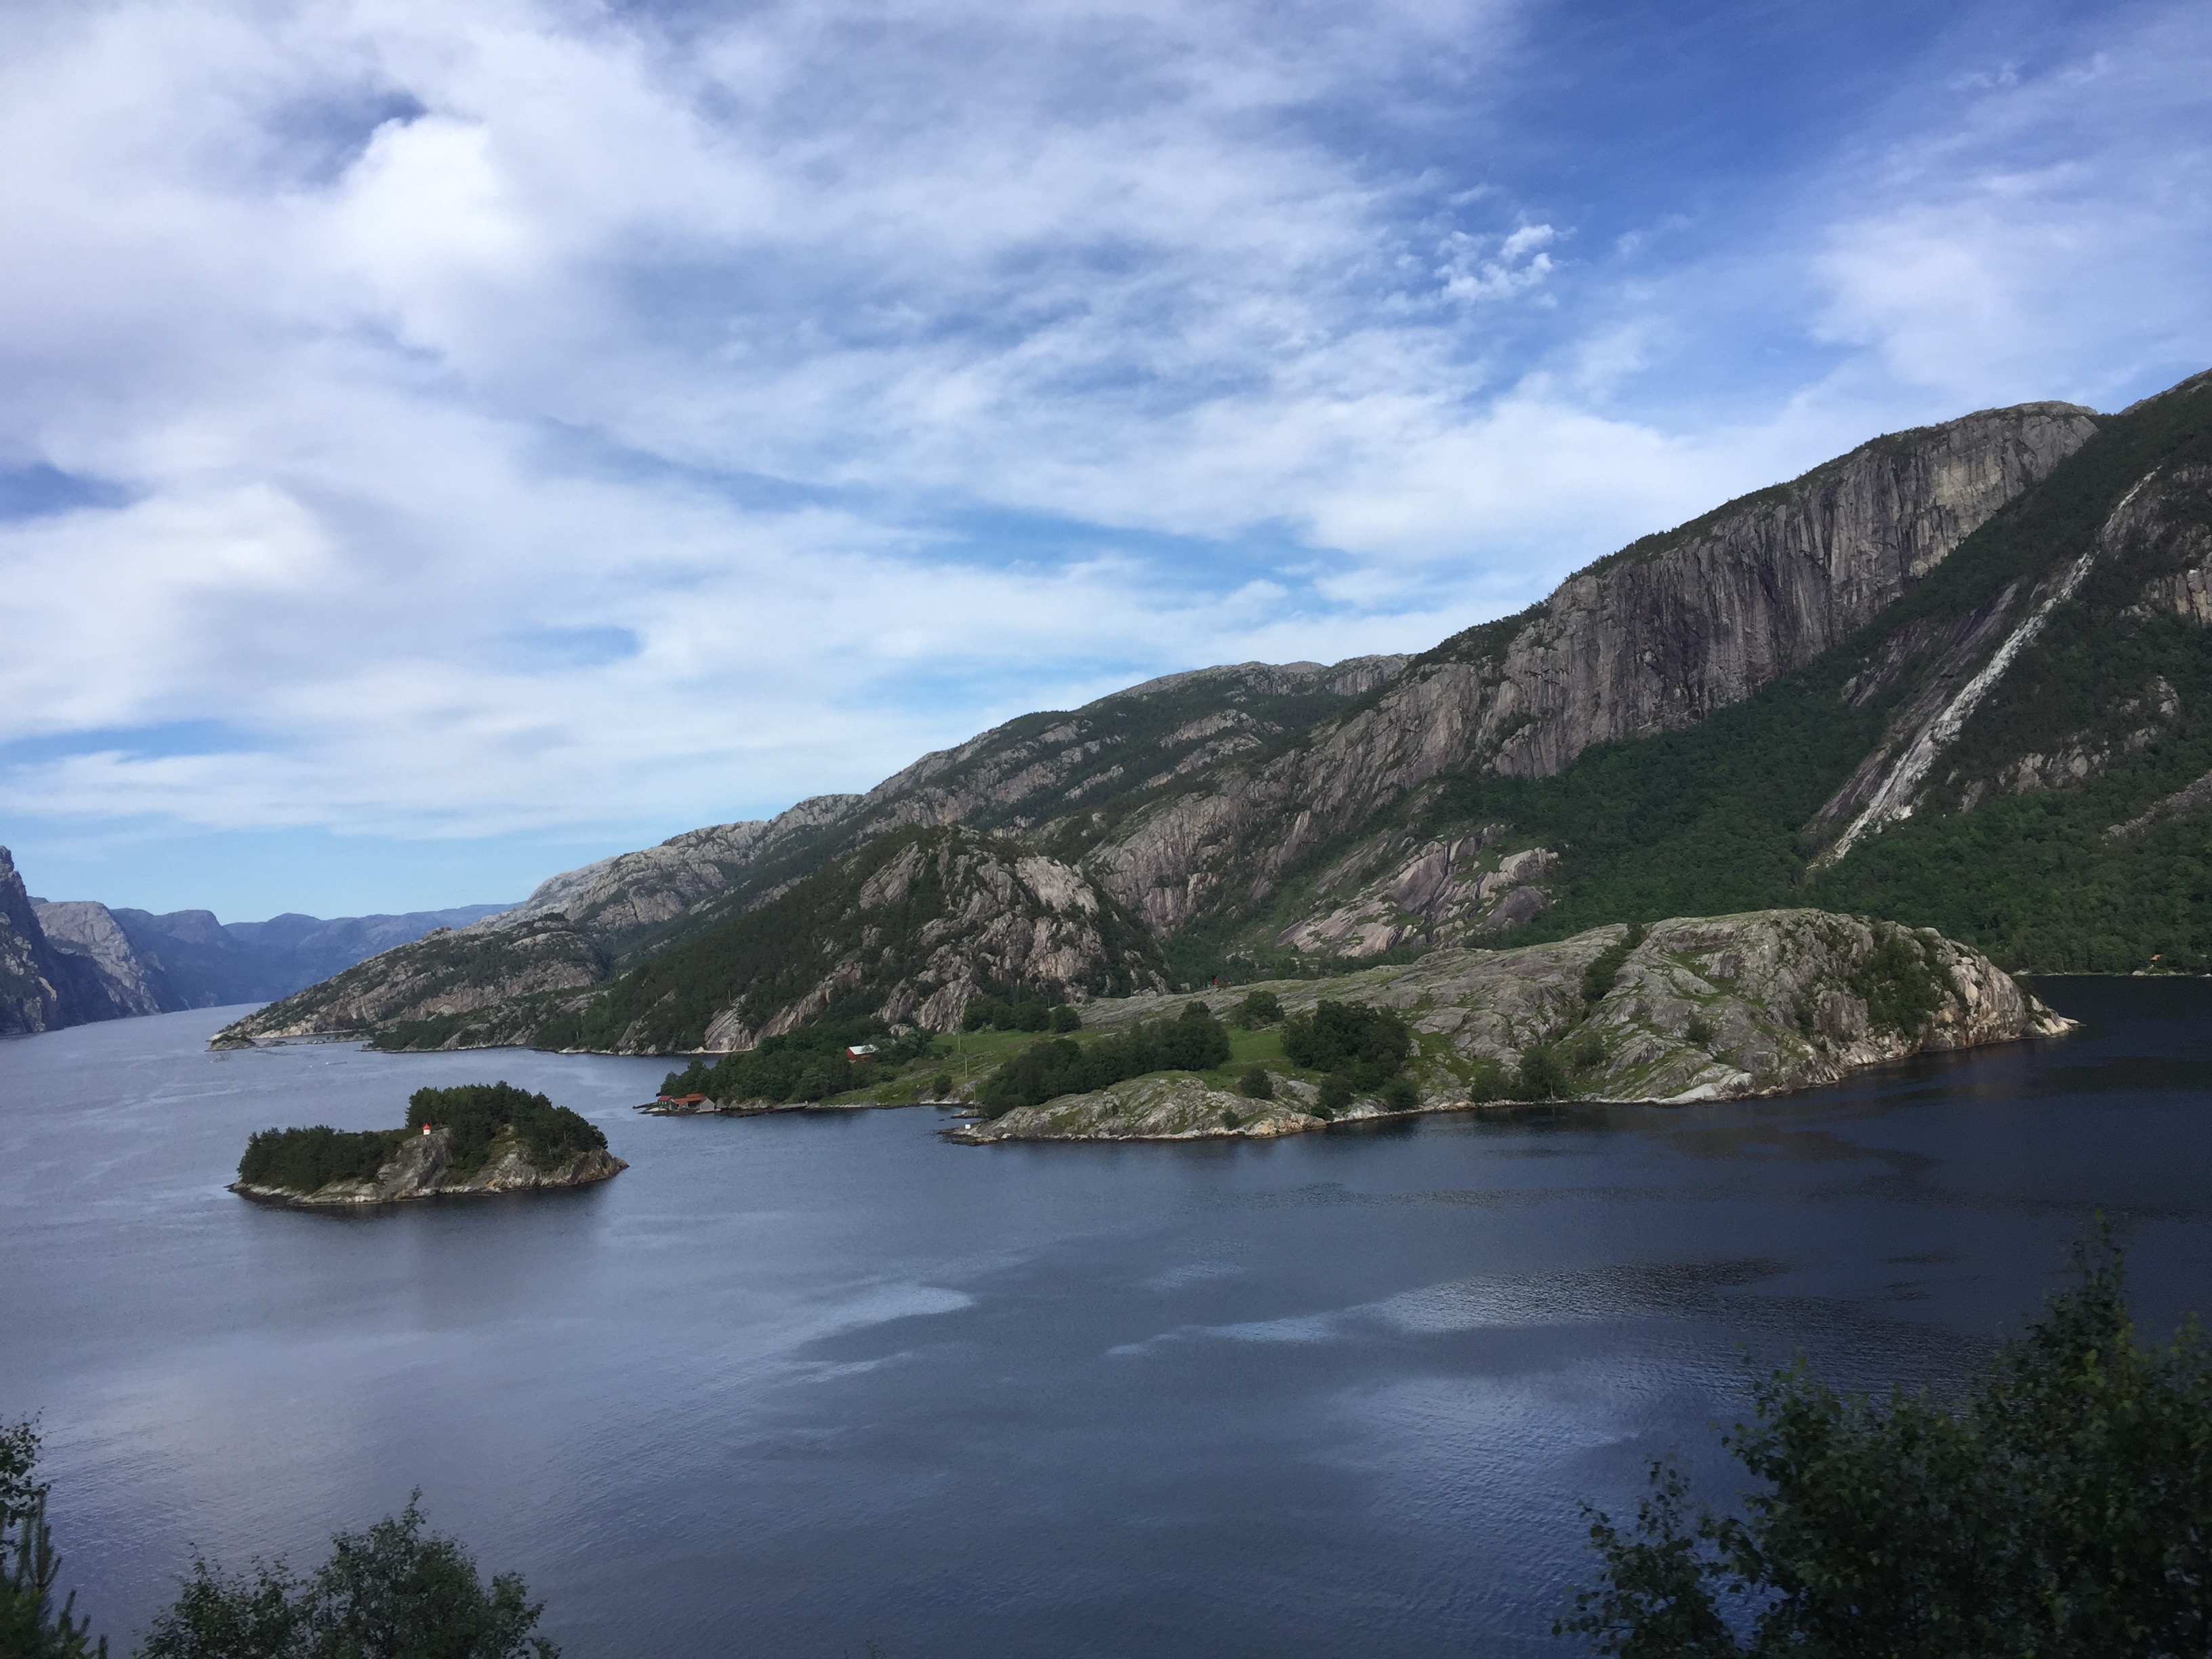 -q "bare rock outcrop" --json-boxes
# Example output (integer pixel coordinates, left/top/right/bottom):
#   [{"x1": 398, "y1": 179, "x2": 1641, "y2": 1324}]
[
  {"x1": 216, "y1": 659, "x2": 1395, "y2": 1050},
  {"x1": 679, "y1": 830, "x2": 1168, "y2": 1054},
  {"x1": 0, "y1": 848, "x2": 77, "y2": 1036},
  {"x1": 950, "y1": 1072, "x2": 1325, "y2": 1143},
  {"x1": 30, "y1": 899, "x2": 165, "y2": 1018},
  {"x1": 1276, "y1": 832, "x2": 1555, "y2": 955},
  {"x1": 966, "y1": 909, "x2": 2069, "y2": 1141},
  {"x1": 2112, "y1": 463, "x2": 2212, "y2": 624}
]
